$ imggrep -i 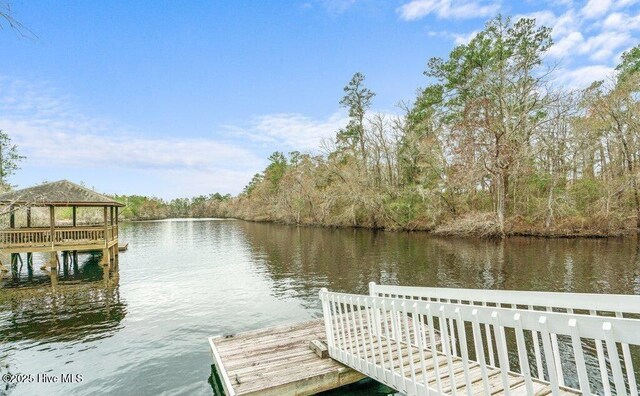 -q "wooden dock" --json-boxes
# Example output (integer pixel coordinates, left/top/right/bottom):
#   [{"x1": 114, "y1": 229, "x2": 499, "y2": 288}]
[
  {"x1": 208, "y1": 319, "x2": 365, "y2": 396},
  {"x1": 208, "y1": 284, "x2": 640, "y2": 395},
  {"x1": 118, "y1": 243, "x2": 128, "y2": 252}
]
